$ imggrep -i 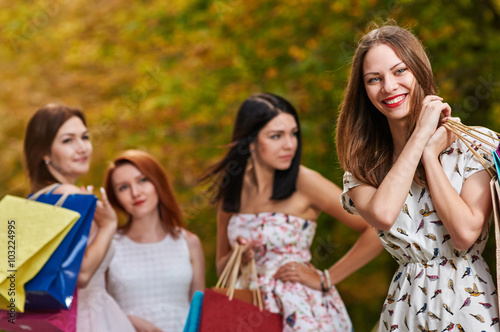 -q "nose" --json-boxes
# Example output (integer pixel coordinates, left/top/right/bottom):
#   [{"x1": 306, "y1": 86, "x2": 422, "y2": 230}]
[
  {"x1": 130, "y1": 184, "x2": 140, "y2": 198},
  {"x1": 76, "y1": 138, "x2": 89, "y2": 153},
  {"x1": 382, "y1": 75, "x2": 398, "y2": 93},
  {"x1": 283, "y1": 135, "x2": 296, "y2": 150}
]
